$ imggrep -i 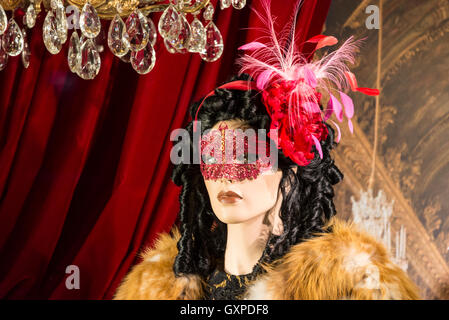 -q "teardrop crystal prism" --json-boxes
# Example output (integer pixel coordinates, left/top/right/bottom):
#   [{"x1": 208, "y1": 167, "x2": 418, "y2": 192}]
[
  {"x1": 232, "y1": 0, "x2": 246, "y2": 10},
  {"x1": 147, "y1": 16, "x2": 157, "y2": 46},
  {"x1": 108, "y1": 14, "x2": 129, "y2": 57},
  {"x1": 220, "y1": 0, "x2": 231, "y2": 9},
  {"x1": 80, "y1": 2, "x2": 101, "y2": 39},
  {"x1": 158, "y1": 4, "x2": 179, "y2": 40},
  {"x1": 2, "y1": 19, "x2": 24, "y2": 56},
  {"x1": 43, "y1": 11, "x2": 62, "y2": 54},
  {"x1": 164, "y1": 38, "x2": 177, "y2": 54},
  {"x1": 187, "y1": 17, "x2": 205, "y2": 53},
  {"x1": 21, "y1": 28, "x2": 30, "y2": 68},
  {"x1": 203, "y1": 3, "x2": 214, "y2": 21},
  {"x1": 77, "y1": 38, "x2": 101, "y2": 80},
  {"x1": 0, "y1": 35, "x2": 8, "y2": 70},
  {"x1": 200, "y1": 22, "x2": 223, "y2": 62},
  {"x1": 55, "y1": 5, "x2": 68, "y2": 43},
  {"x1": 50, "y1": 0, "x2": 63, "y2": 10},
  {"x1": 172, "y1": 13, "x2": 191, "y2": 50},
  {"x1": 25, "y1": 4, "x2": 37, "y2": 28},
  {"x1": 131, "y1": 42, "x2": 156, "y2": 75},
  {"x1": 0, "y1": 4, "x2": 7, "y2": 35},
  {"x1": 68, "y1": 31, "x2": 81, "y2": 73},
  {"x1": 126, "y1": 9, "x2": 149, "y2": 51}
]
